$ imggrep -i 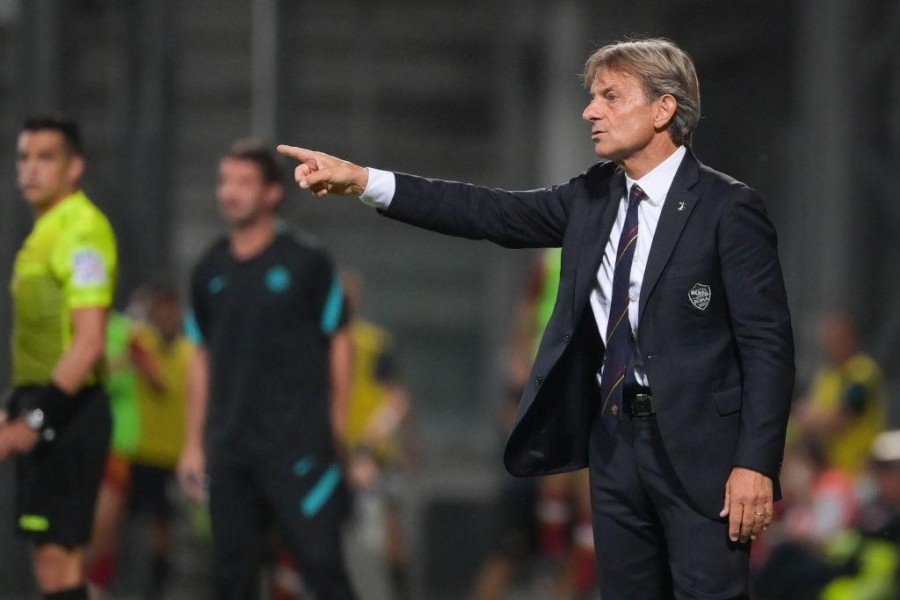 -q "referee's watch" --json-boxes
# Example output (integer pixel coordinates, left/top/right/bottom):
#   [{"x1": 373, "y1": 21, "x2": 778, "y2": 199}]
[
  {"x1": 23, "y1": 408, "x2": 56, "y2": 441},
  {"x1": 23, "y1": 408, "x2": 44, "y2": 431}
]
